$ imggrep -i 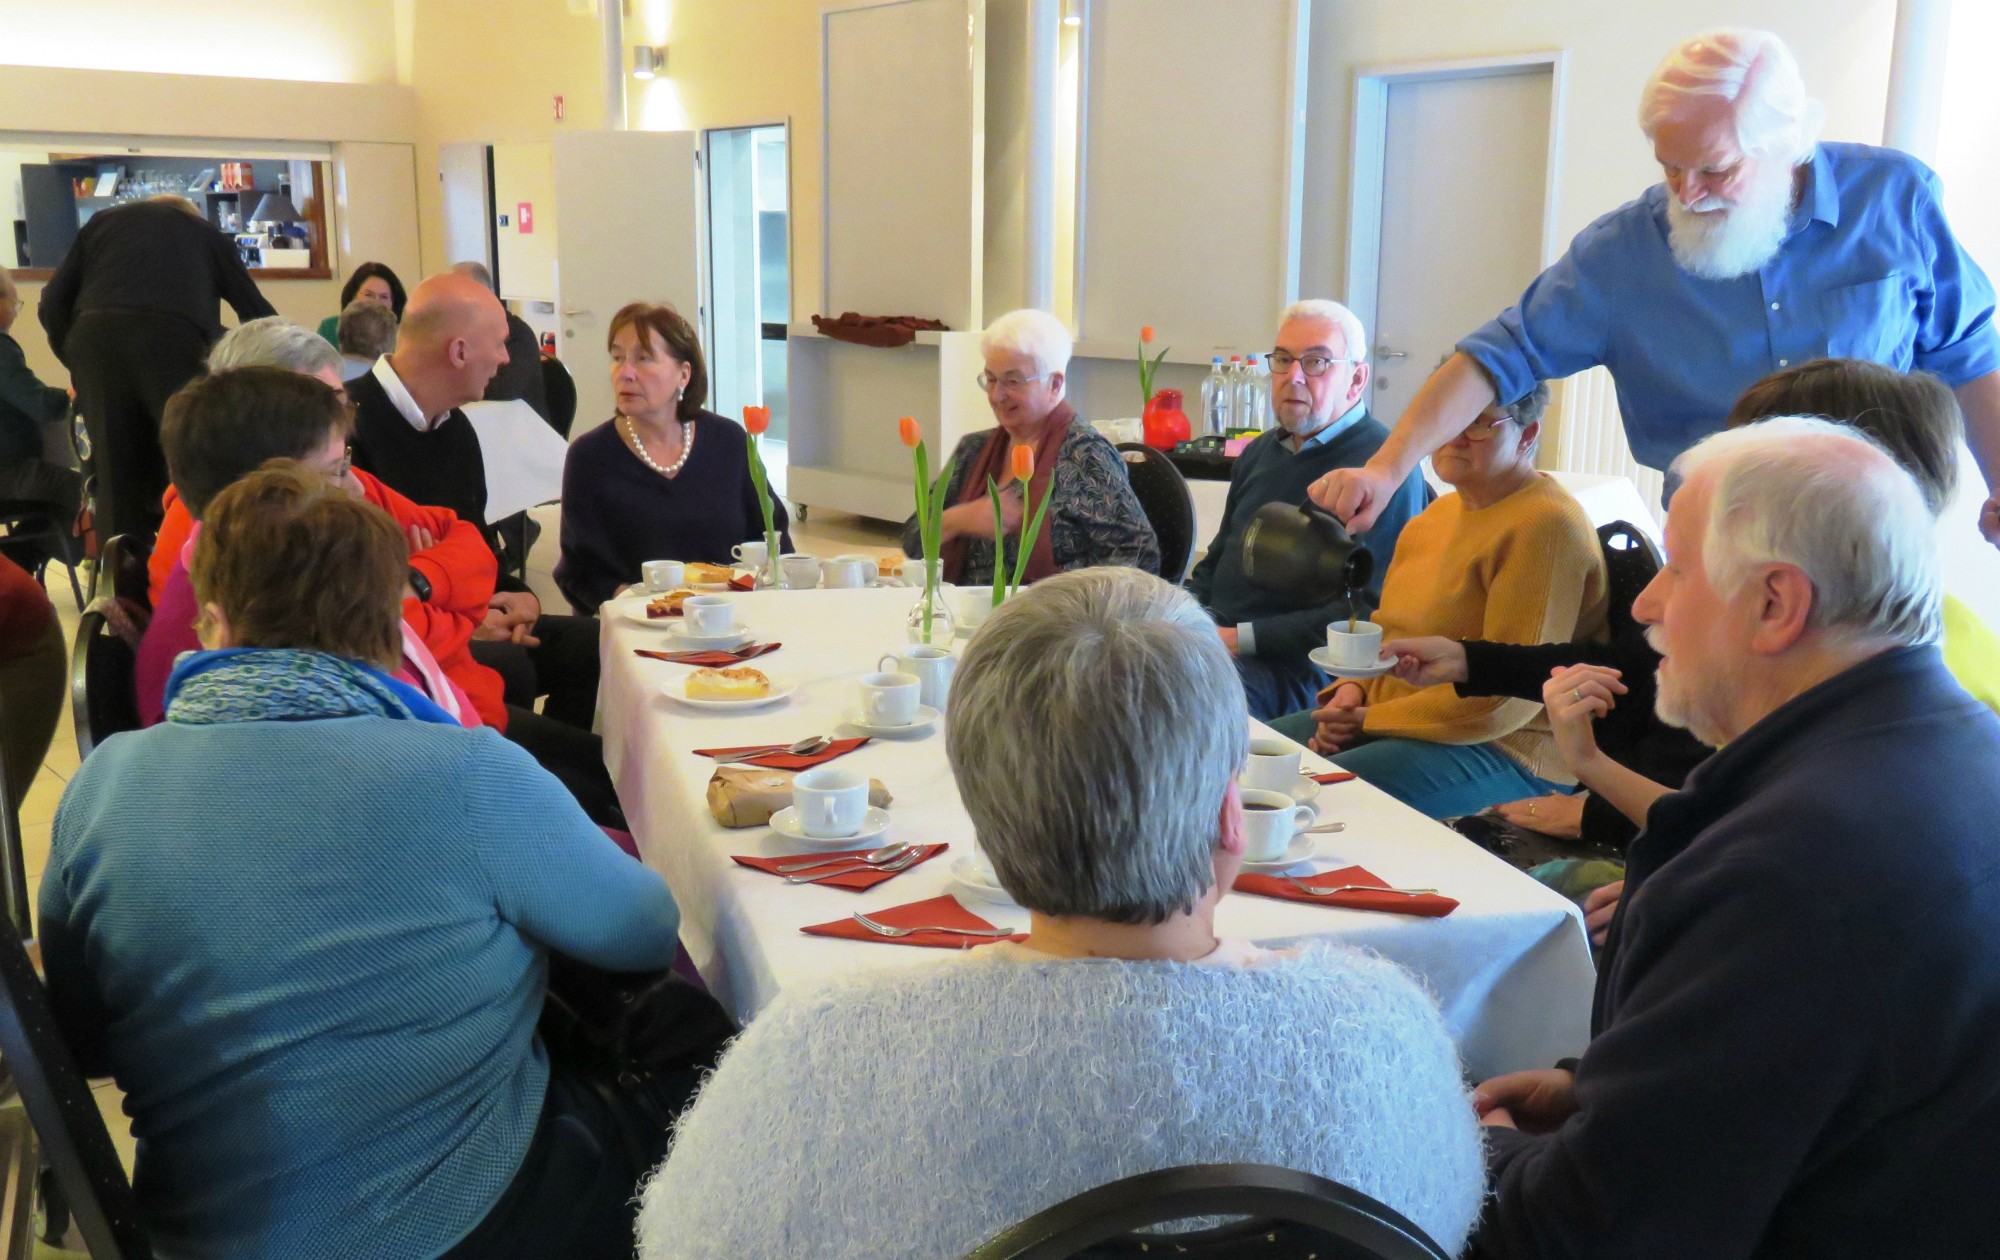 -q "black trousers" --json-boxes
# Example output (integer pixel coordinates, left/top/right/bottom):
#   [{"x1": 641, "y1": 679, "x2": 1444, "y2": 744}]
[
  {"x1": 469, "y1": 613, "x2": 602, "y2": 730},
  {"x1": 438, "y1": 1068, "x2": 681, "y2": 1260},
  {"x1": 62, "y1": 310, "x2": 212, "y2": 545}
]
